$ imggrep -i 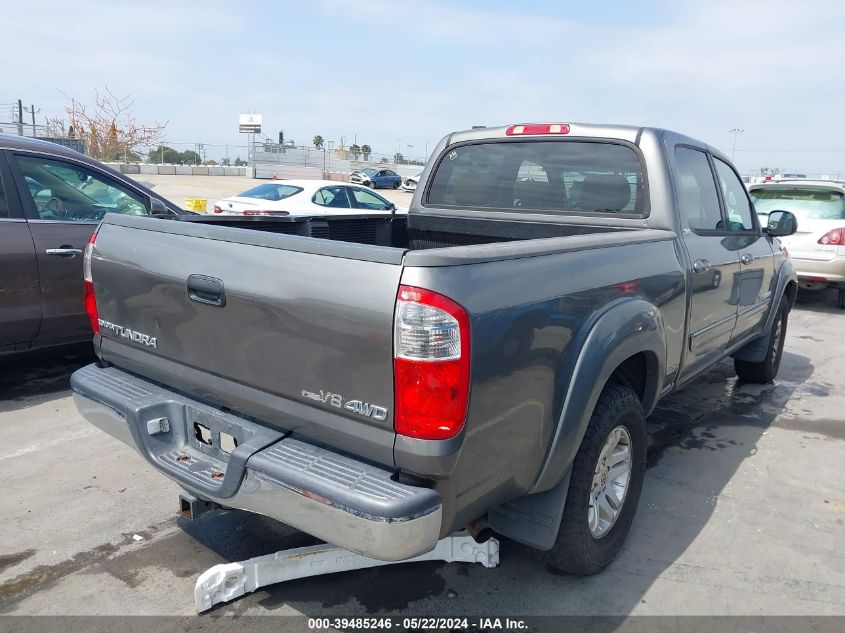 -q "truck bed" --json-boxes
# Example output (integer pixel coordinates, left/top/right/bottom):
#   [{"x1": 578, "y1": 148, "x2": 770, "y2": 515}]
[{"x1": 179, "y1": 213, "x2": 633, "y2": 251}]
